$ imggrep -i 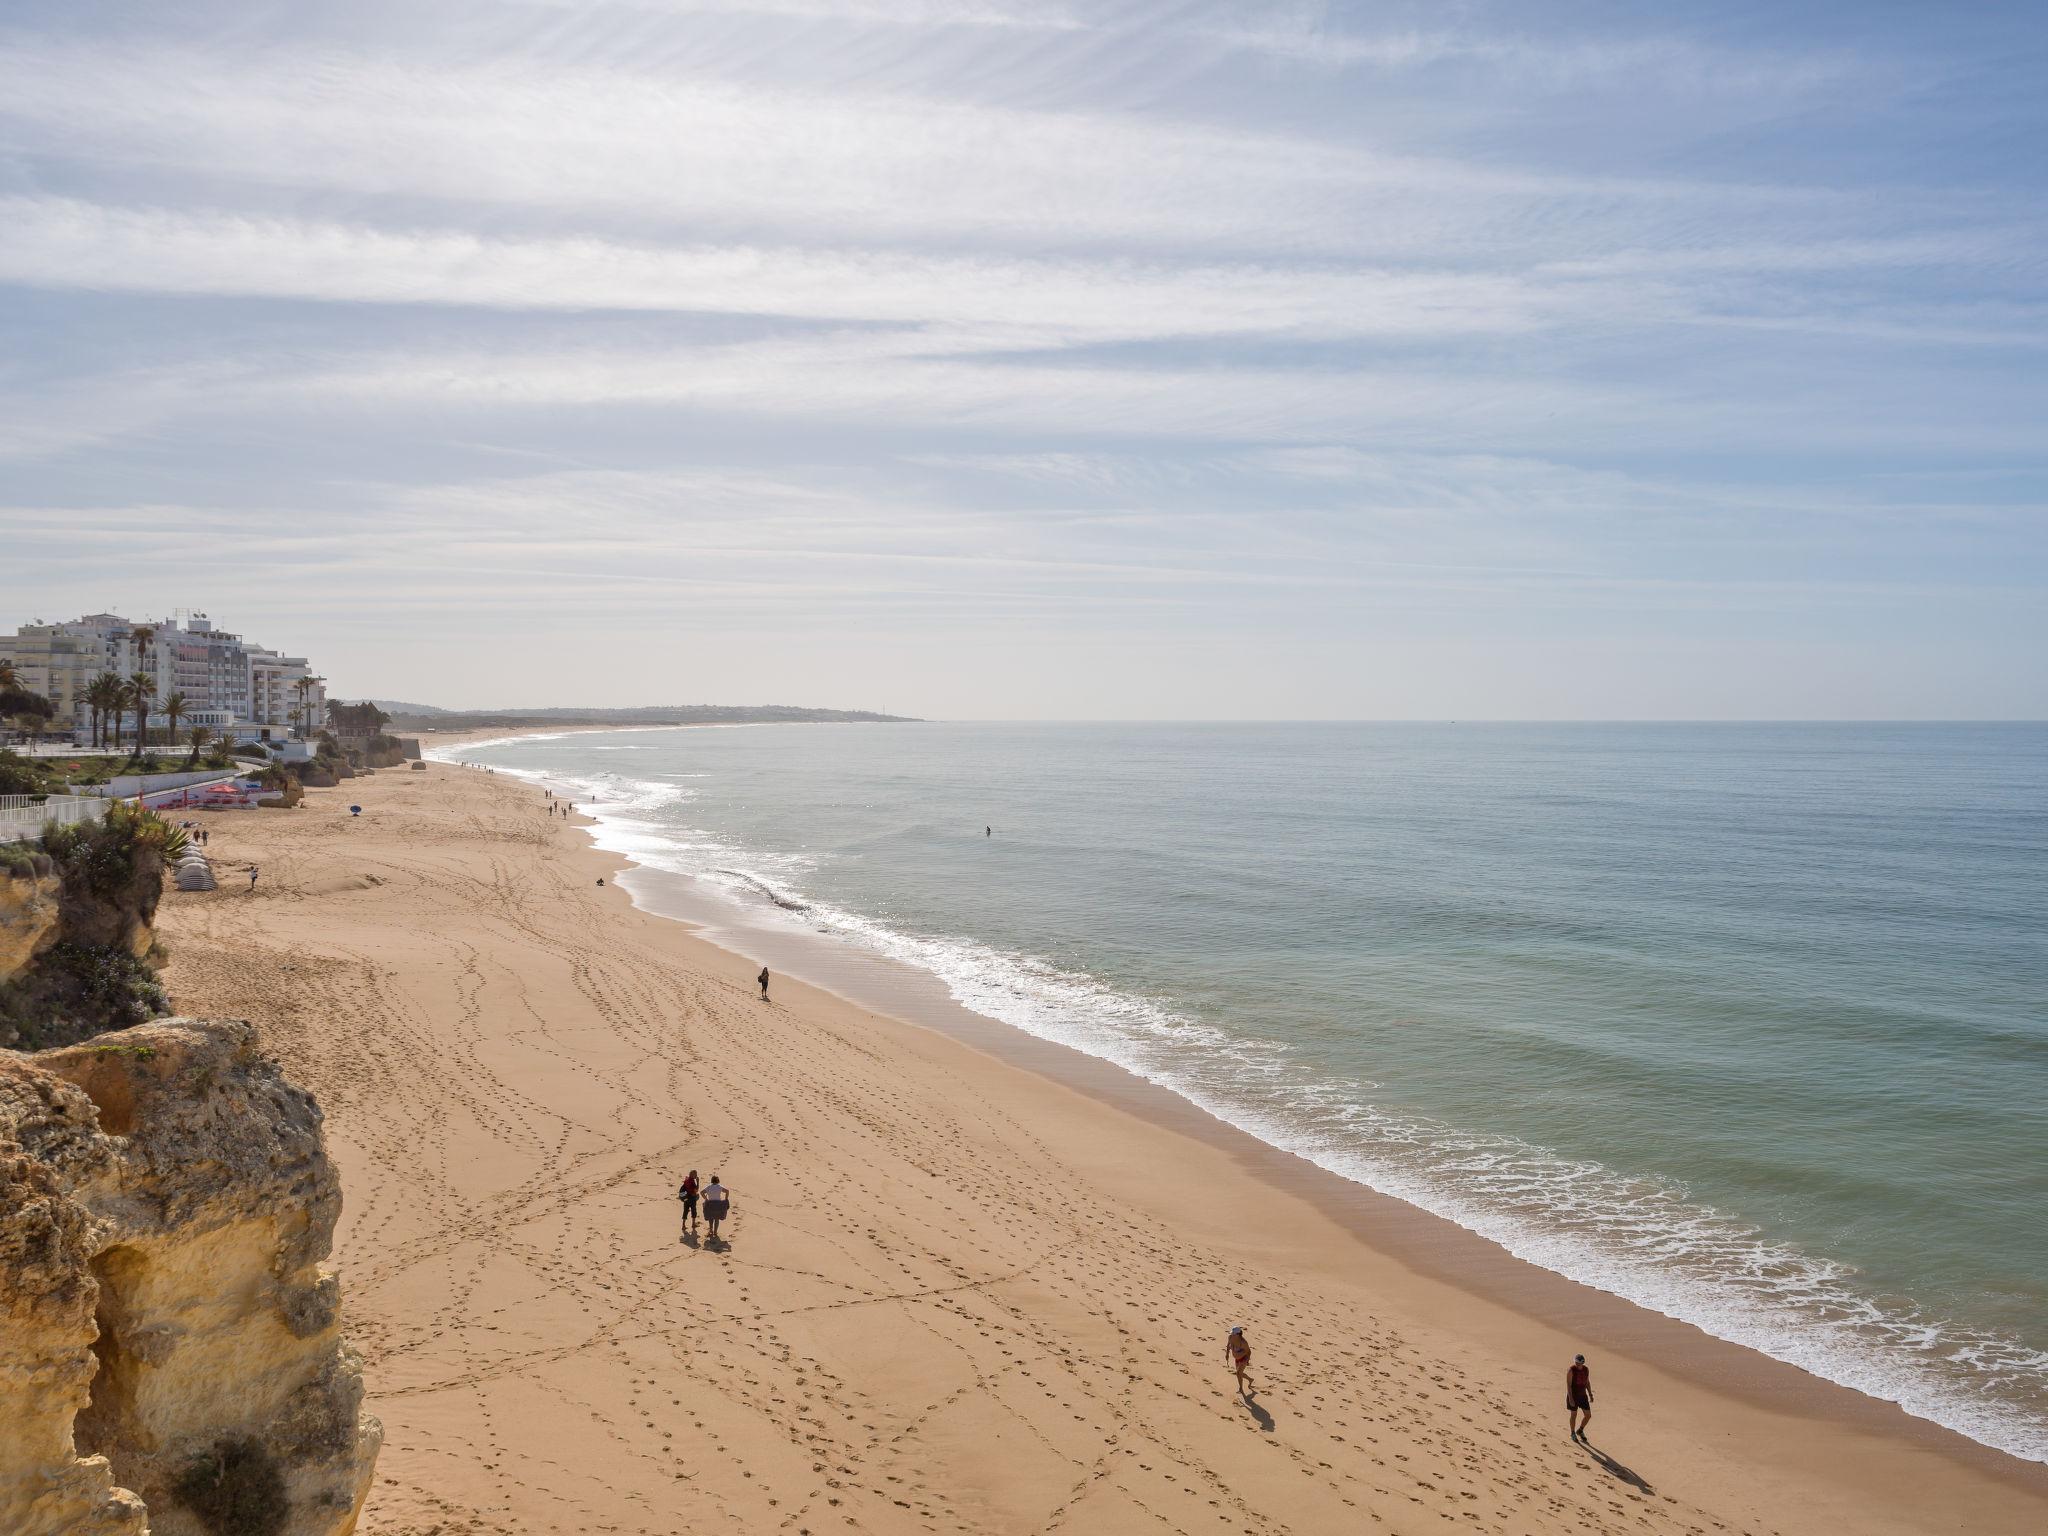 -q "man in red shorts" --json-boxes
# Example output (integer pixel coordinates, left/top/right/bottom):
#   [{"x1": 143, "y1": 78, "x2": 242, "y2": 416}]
[{"x1": 1566, "y1": 1354, "x2": 1594, "y2": 1442}]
